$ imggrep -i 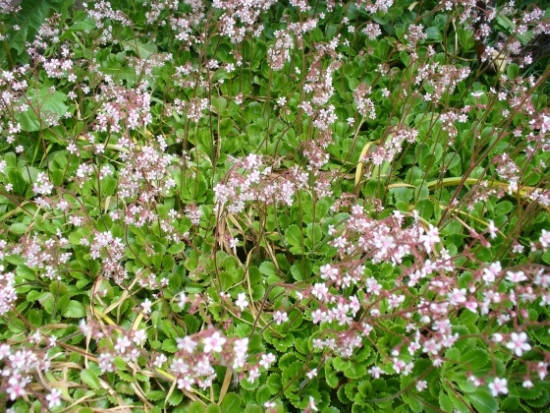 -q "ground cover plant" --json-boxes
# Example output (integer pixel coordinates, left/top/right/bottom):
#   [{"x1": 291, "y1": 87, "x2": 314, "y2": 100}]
[{"x1": 1, "y1": 0, "x2": 550, "y2": 411}]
